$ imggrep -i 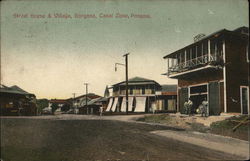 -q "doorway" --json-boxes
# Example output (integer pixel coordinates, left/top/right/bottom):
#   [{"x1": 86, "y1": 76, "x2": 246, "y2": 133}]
[{"x1": 189, "y1": 84, "x2": 208, "y2": 114}]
